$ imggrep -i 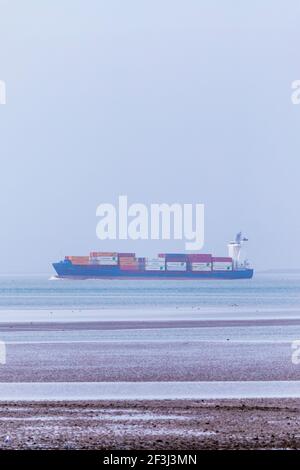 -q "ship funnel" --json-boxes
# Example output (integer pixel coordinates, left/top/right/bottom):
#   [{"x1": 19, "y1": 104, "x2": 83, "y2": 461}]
[{"x1": 228, "y1": 232, "x2": 248, "y2": 268}]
